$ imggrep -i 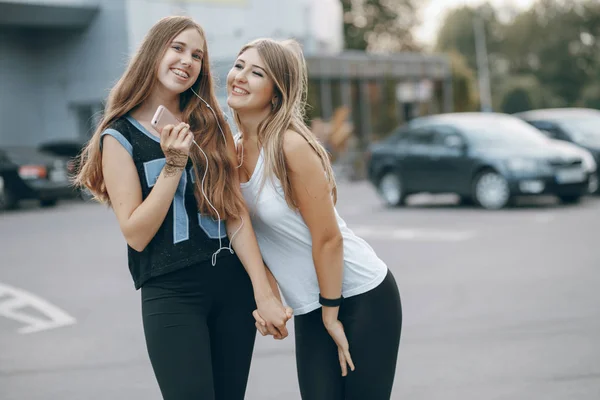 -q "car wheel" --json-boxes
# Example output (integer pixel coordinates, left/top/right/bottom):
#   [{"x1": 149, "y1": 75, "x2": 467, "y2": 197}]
[
  {"x1": 473, "y1": 170, "x2": 511, "y2": 210},
  {"x1": 40, "y1": 199, "x2": 58, "y2": 207},
  {"x1": 588, "y1": 173, "x2": 599, "y2": 194},
  {"x1": 378, "y1": 172, "x2": 404, "y2": 207},
  {"x1": 559, "y1": 195, "x2": 581, "y2": 204}
]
